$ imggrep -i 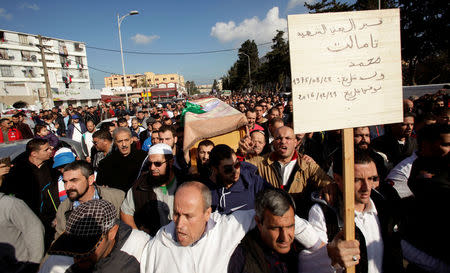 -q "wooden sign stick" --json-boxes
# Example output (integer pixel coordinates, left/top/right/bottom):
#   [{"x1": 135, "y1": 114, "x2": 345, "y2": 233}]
[{"x1": 342, "y1": 128, "x2": 355, "y2": 273}]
